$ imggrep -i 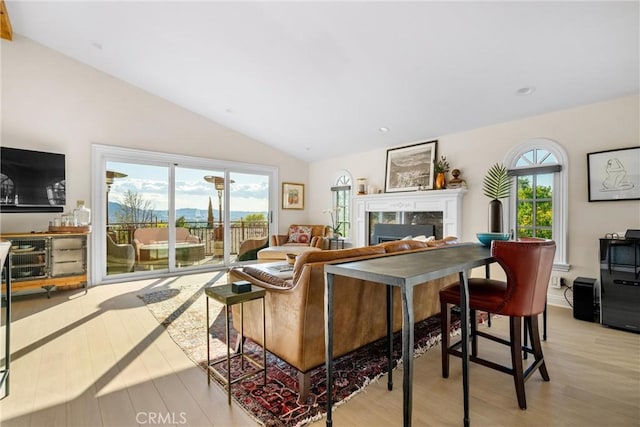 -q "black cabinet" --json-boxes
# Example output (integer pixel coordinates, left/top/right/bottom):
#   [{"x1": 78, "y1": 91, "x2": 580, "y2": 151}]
[{"x1": 599, "y1": 238, "x2": 640, "y2": 332}]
